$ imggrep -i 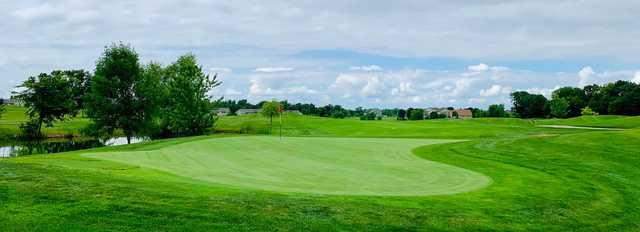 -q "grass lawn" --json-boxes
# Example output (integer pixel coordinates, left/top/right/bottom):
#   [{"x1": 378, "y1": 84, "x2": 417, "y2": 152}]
[
  {"x1": 0, "y1": 106, "x2": 90, "y2": 140},
  {"x1": 2, "y1": 114, "x2": 640, "y2": 230},
  {"x1": 85, "y1": 136, "x2": 489, "y2": 196}
]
